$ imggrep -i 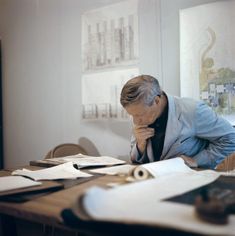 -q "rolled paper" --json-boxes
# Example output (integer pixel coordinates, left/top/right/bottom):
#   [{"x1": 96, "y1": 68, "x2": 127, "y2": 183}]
[{"x1": 129, "y1": 166, "x2": 151, "y2": 180}]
